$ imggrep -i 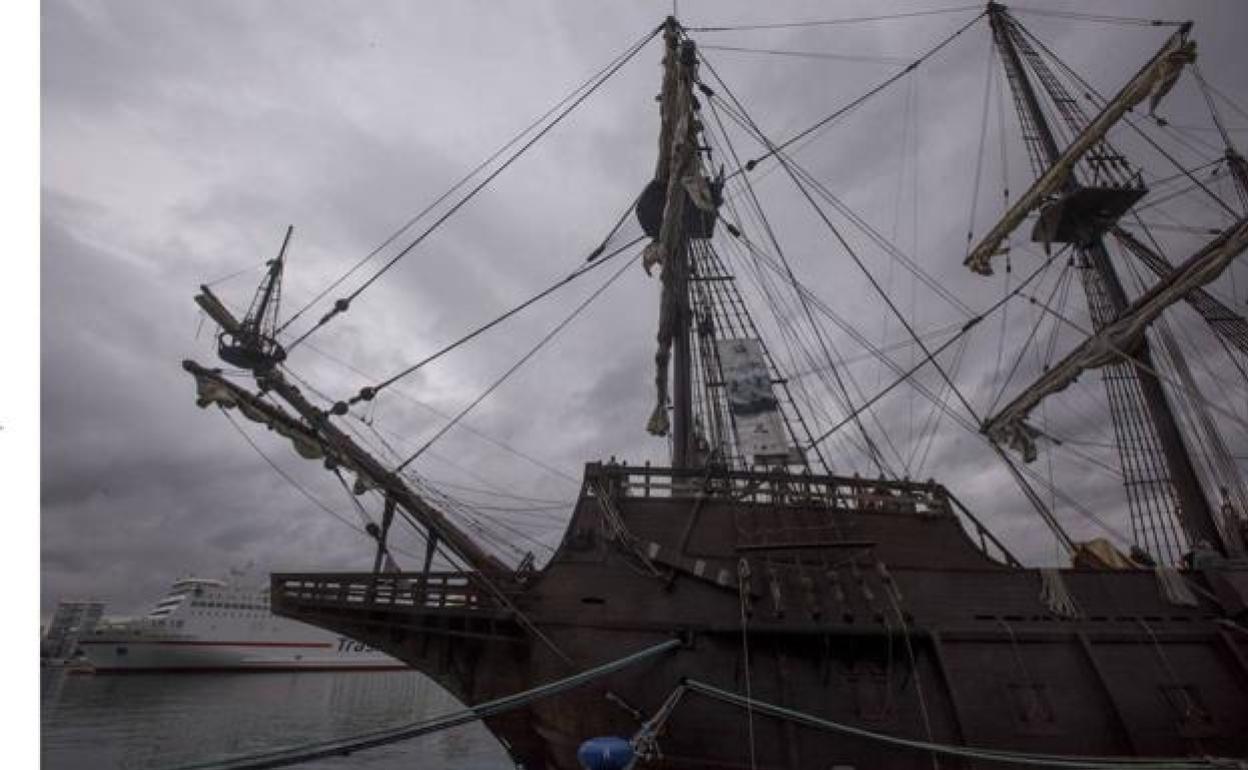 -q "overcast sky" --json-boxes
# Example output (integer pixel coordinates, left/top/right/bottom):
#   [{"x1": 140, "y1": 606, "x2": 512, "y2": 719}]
[{"x1": 40, "y1": 0, "x2": 1248, "y2": 617}]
